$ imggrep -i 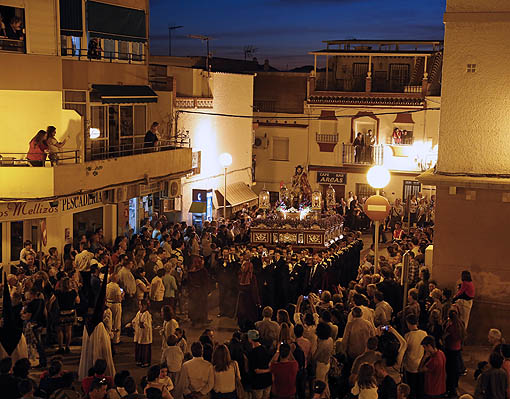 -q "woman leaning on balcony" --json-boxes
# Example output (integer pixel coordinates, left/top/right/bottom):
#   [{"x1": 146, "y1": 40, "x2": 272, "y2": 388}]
[
  {"x1": 27, "y1": 129, "x2": 48, "y2": 166},
  {"x1": 47, "y1": 125, "x2": 66, "y2": 166}
]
